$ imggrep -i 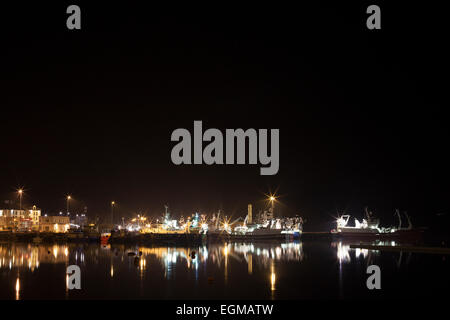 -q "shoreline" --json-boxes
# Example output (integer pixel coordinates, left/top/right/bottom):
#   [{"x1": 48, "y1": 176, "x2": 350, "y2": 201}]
[{"x1": 0, "y1": 231, "x2": 306, "y2": 244}]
